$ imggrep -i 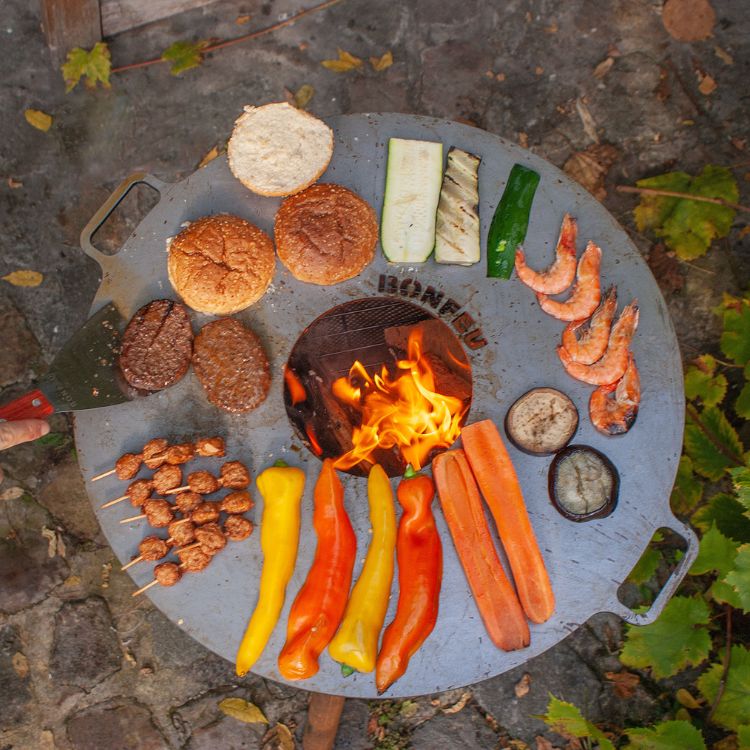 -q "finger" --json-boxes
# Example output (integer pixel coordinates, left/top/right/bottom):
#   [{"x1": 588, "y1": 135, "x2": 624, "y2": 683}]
[{"x1": 0, "y1": 419, "x2": 50, "y2": 450}]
